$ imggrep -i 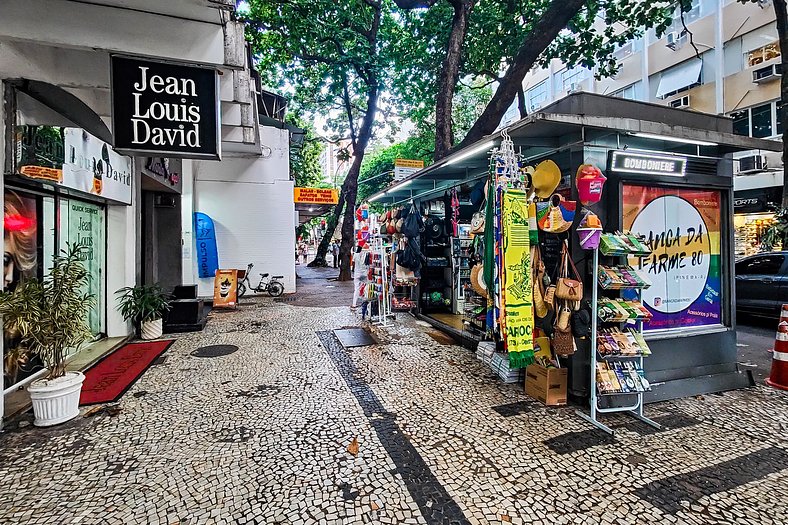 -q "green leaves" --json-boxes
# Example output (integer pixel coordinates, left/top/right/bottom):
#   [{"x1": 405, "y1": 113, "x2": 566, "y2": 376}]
[
  {"x1": 115, "y1": 284, "x2": 172, "y2": 326},
  {"x1": 0, "y1": 243, "x2": 95, "y2": 379}
]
